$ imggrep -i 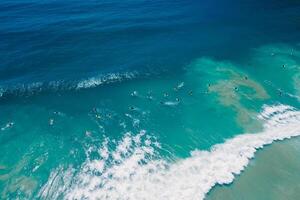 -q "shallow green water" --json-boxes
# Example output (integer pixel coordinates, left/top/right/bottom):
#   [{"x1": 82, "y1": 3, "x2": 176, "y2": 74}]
[
  {"x1": 0, "y1": 43, "x2": 300, "y2": 199},
  {"x1": 207, "y1": 137, "x2": 300, "y2": 200}
]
